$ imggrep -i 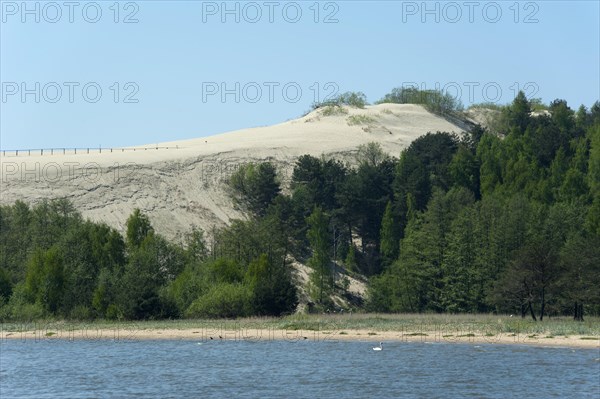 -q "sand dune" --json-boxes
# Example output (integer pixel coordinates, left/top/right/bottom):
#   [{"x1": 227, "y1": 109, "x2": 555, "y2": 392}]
[{"x1": 0, "y1": 104, "x2": 464, "y2": 240}]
